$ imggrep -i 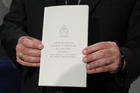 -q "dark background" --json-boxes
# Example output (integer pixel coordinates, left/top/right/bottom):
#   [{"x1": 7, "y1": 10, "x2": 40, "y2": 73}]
[
  {"x1": 0, "y1": 1, "x2": 20, "y2": 93},
  {"x1": 0, "y1": 0, "x2": 139, "y2": 93},
  {"x1": 0, "y1": 0, "x2": 11, "y2": 57}
]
